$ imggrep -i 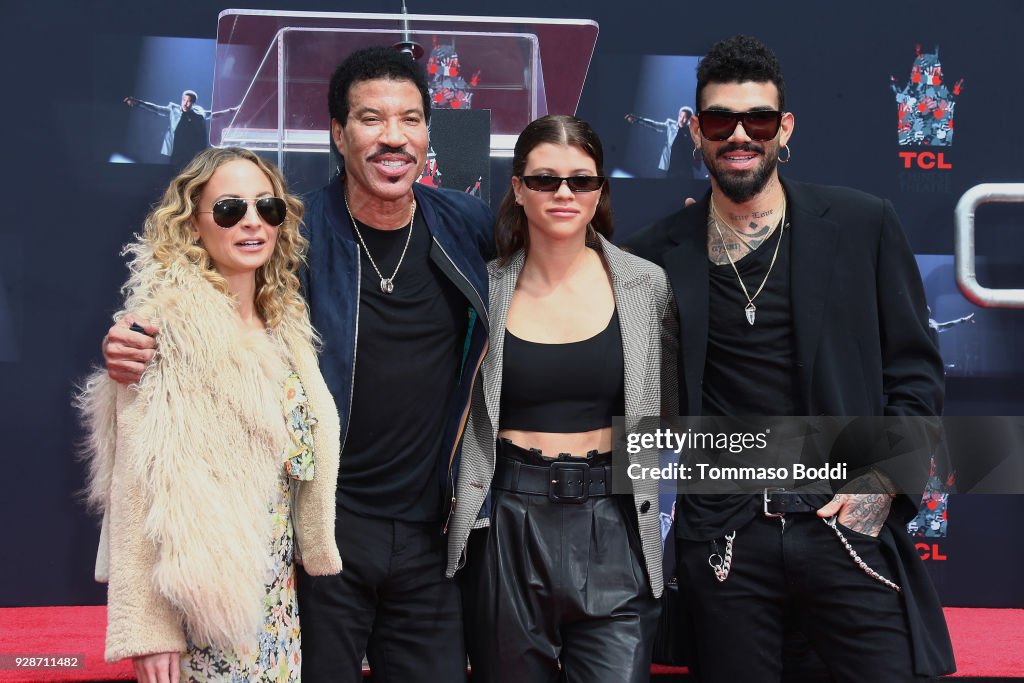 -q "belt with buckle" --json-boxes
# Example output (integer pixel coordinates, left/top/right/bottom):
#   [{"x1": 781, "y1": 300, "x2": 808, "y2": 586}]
[
  {"x1": 493, "y1": 454, "x2": 612, "y2": 504},
  {"x1": 763, "y1": 487, "x2": 818, "y2": 517}
]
